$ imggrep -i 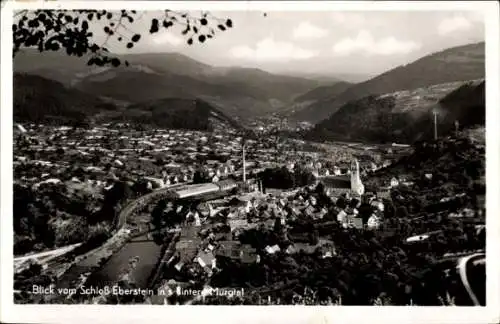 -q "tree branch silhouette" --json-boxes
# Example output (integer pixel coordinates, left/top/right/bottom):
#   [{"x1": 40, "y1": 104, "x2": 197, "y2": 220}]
[{"x1": 12, "y1": 9, "x2": 233, "y2": 67}]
